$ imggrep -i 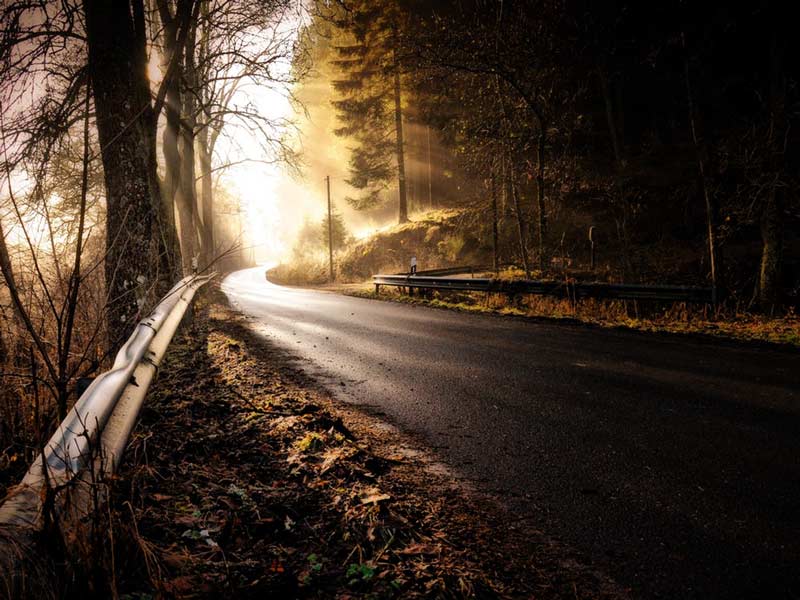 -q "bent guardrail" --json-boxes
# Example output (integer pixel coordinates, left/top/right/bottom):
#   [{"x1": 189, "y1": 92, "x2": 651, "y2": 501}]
[
  {"x1": 0, "y1": 273, "x2": 213, "y2": 597},
  {"x1": 372, "y1": 274, "x2": 715, "y2": 304}
]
